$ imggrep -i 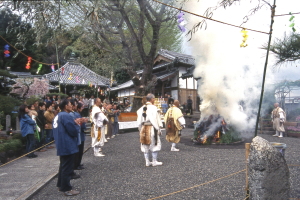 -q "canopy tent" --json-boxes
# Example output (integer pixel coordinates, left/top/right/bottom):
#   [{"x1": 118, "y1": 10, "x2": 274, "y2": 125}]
[{"x1": 43, "y1": 62, "x2": 110, "y2": 86}]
